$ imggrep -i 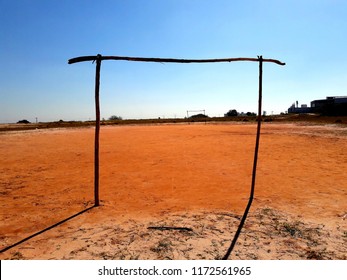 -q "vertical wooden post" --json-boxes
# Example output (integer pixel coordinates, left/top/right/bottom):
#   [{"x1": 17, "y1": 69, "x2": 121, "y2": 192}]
[
  {"x1": 251, "y1": 55, "x2": 263, "y2": 199},
  {"x1": 94, "y1": 54, "x2": 102, "y2": 207},
  {"x1": 222, "y1": 55, "x2": 263, "y2": 259}
]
